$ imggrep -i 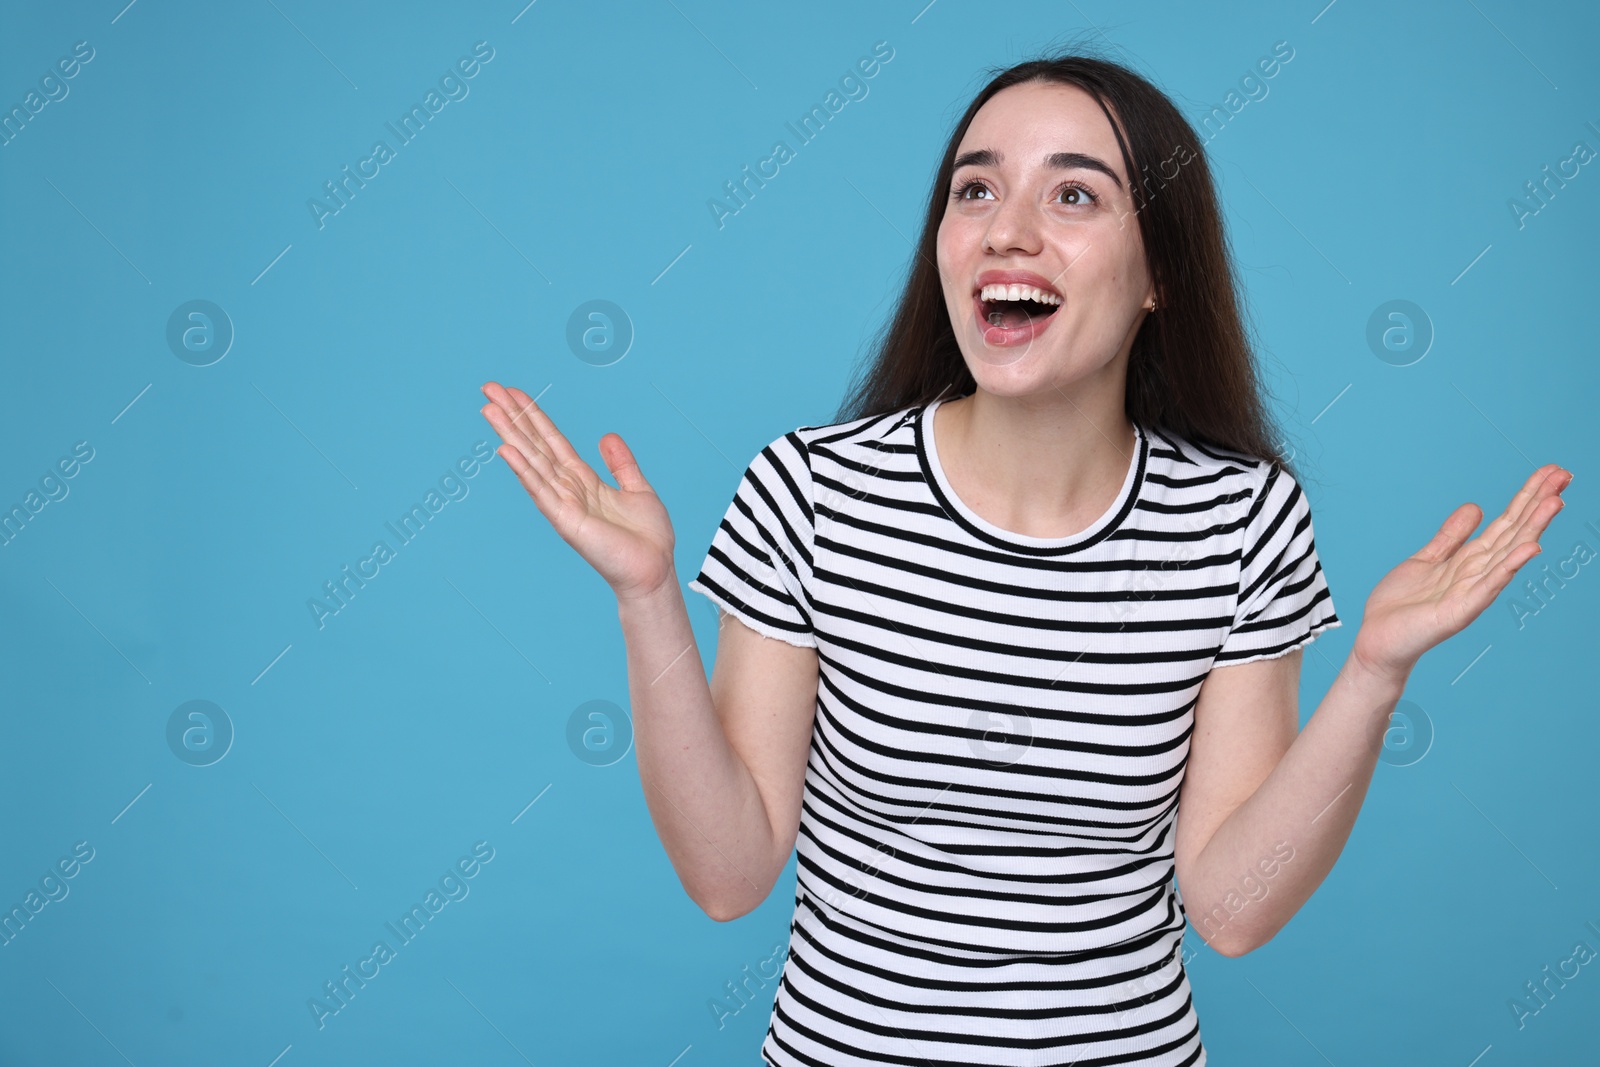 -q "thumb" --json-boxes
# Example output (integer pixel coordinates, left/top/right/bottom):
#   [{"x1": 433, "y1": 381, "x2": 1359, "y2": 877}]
[
  {"x1": 599, "y1": 432, "x2": 653, "y2": 494},
  {"x1": 1414, "y1": 502, "x2": 1480, "y2": 563}
]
